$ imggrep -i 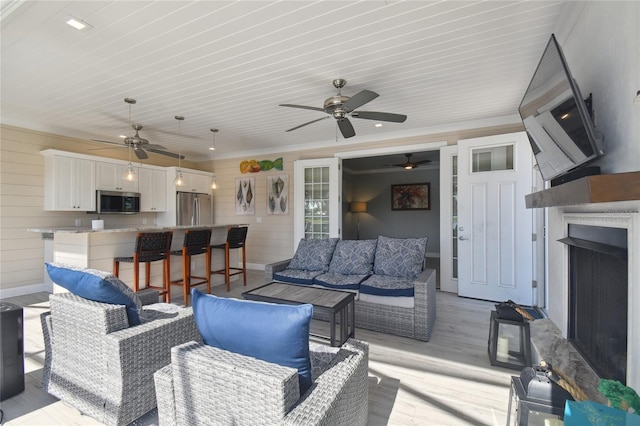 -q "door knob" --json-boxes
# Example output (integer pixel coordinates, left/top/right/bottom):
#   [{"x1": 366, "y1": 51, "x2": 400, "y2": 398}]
[{"x1": 459, "y1": 236, "x2": 469, "y2": 241}]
